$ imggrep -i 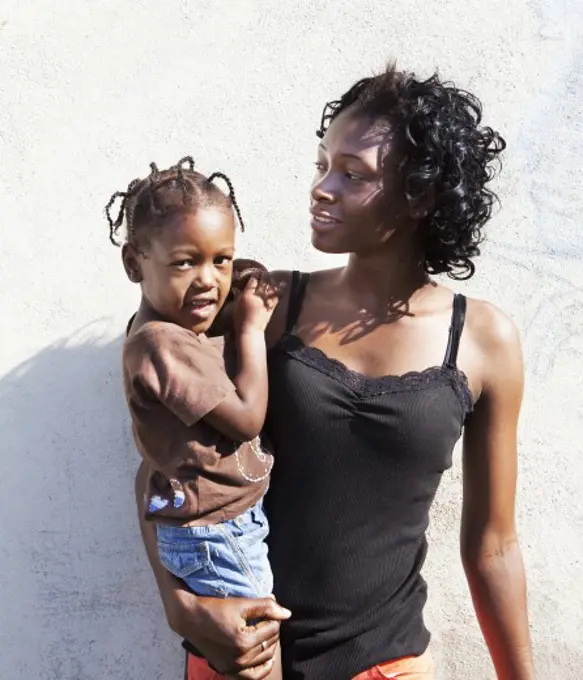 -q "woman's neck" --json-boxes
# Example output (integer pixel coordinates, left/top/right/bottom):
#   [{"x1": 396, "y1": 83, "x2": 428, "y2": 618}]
[{"x1": 339, "y1": 250, "x2": 430, "y2": 317}]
